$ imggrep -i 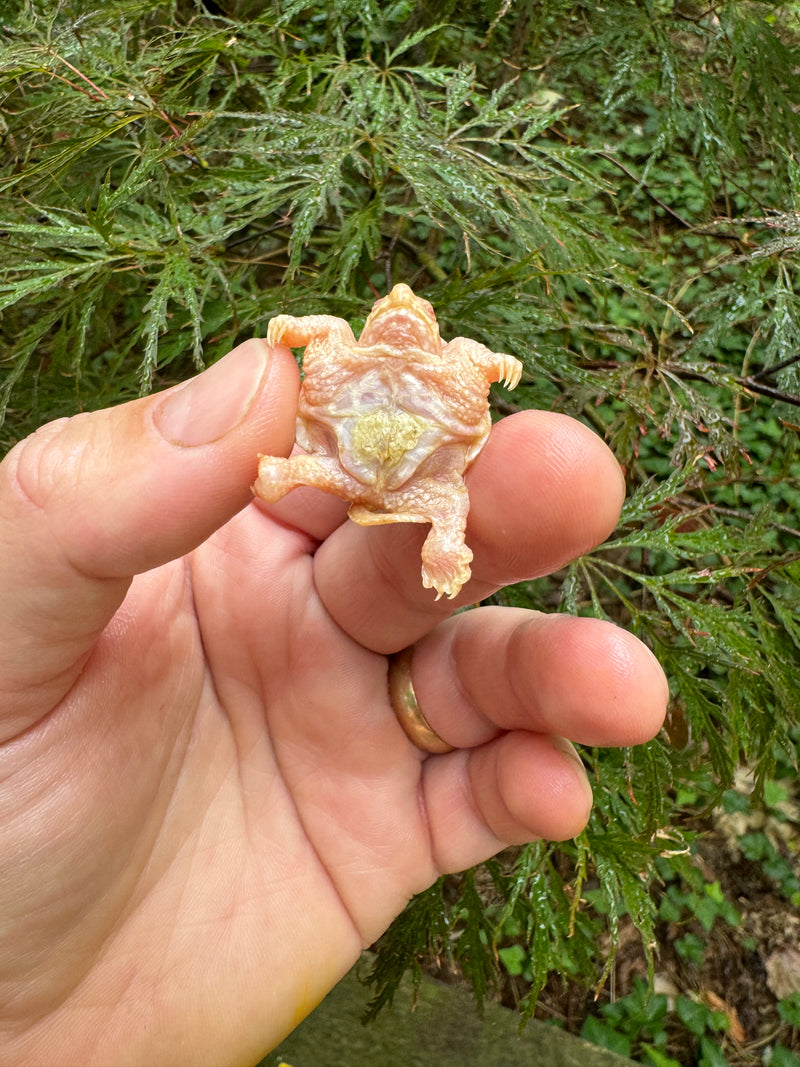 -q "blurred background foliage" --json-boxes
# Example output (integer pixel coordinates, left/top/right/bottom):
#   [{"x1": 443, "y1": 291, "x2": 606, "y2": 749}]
[{"x1": 3, "y1": 1, "x2": 800, "y2": 1062}]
